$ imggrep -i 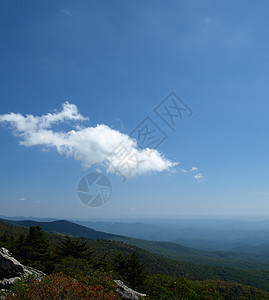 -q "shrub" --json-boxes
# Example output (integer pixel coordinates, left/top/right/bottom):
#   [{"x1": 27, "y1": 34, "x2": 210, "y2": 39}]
[{"x1": 6, "y1": 272, "x2": 121, "y2": 300}]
